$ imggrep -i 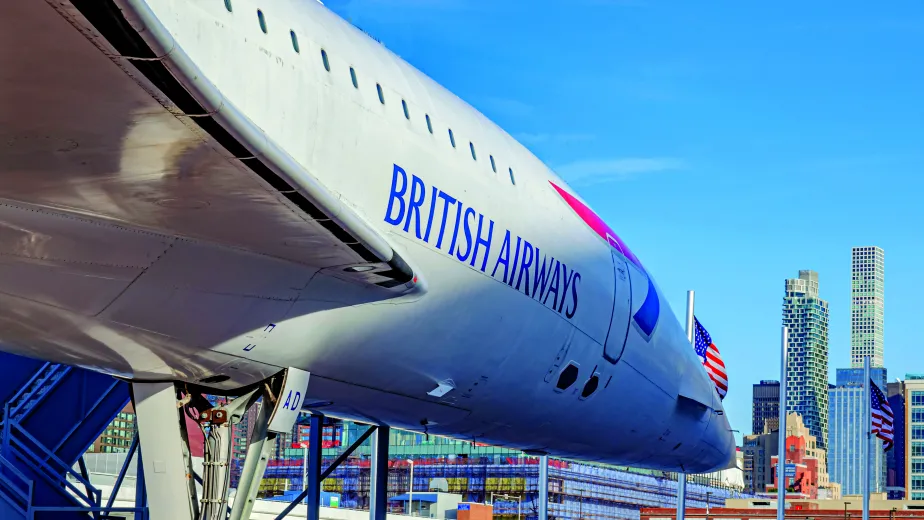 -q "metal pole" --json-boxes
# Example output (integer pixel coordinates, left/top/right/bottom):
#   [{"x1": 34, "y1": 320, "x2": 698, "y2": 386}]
[
  {"x1": 307, "y1": 414, "x2": 323, "y2": 520},
  {"x1": 678, "y1": 290, "x2": 695, "y2": 520},
  {"x1": 408, "y1": 460, "x2": 414, "y2": 516},
  {"x1": 370, "y1": 426, "x2": 390, "y2": 520},
  {"x1": 538, "y1": 455, "x2": 549, "y2": 520},
  {"x1": 303, "y1": 444, "x2": 308, "y2": 494},
  {"x1": 777, "y1": 326, "x2": 788, "y2": 520},
  {"x1": 863, "y1": 356, "x2": 871, "y2": 520}
]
